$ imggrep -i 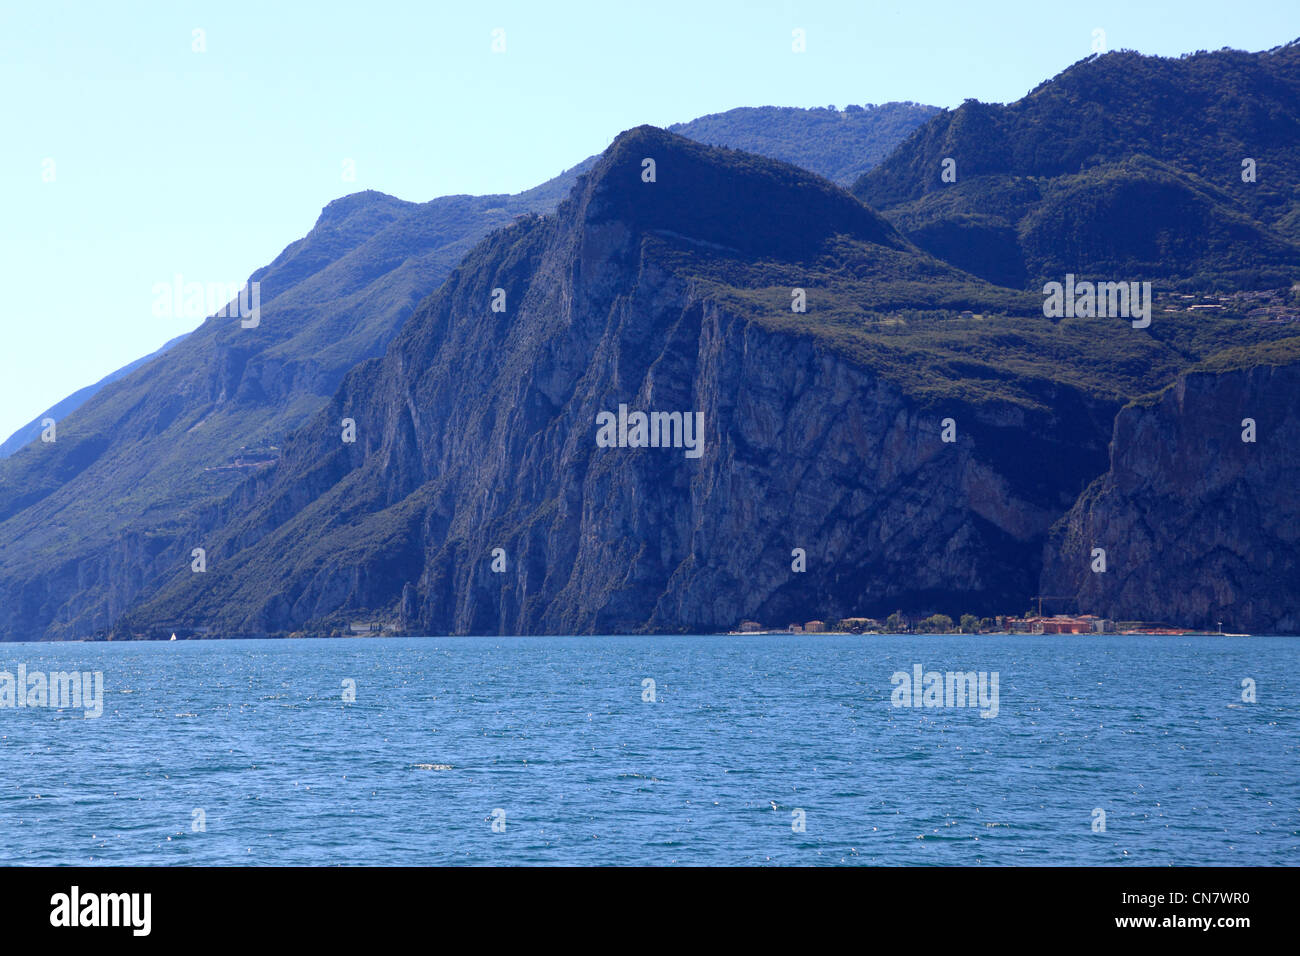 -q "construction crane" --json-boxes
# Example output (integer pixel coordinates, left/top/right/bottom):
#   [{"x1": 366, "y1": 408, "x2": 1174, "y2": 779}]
[{"x1": 1031, "y1": 595, "x2": 1077, "y2": 617}]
